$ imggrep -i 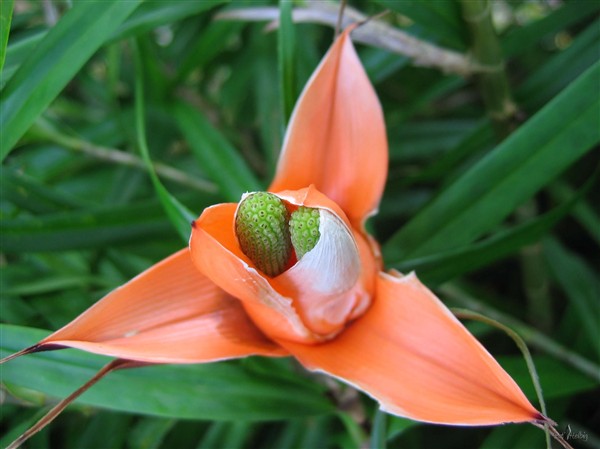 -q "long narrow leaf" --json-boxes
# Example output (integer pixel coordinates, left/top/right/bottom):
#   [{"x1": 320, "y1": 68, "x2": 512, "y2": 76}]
[
  {"x1": 278, "y1": 0, "x2": 296, "y2": 124},
  {"x1": 173, "y1": 100, "x2": 262, "y2": 201},
  {"x1": 0, "y1": 200, "x2": 177, "y2": 252},
  {"x1": 133, "y1": 39, "x2": 195, "y2": 242},
  {"x1": 2, "y1": 2, "x2": 226, "y2": 90},
  {"x1": 543, "y1": 238, "x2": 600, "y2": 357},
  {"x1": 392, "y1": 174, "x2": 596, "y2": 282},
  {"x1": 1, "y1": 167, "x2": 81, "y2": 213},
  {"x1": 175, "y1": 21, "x2": 243, "y2": 85},
  {"x1": 374, "y1": 0, "x2": 466, "y2": 49},
  {"x1": 0, "y1": 325, "x2": 334, "y2": 420},
  {"x1": 548, "y1": 181, "x2": 600, "y2": 246},
  {"x1": 383, "y1": 61, "x2": 600, "y2": 262},
  {"x1": 110, "y1": 0, "x2": 227, "y2": 42},
  {"x1": 0, "y1": 0, "x2": 13, "y2": 73},
  {"x1": 517, "y1": 20, "x2": 600, "y2": 111},
  {"x1": 1, "y1": 30, "x2": 45, "y2": 89},
  {"x1": 0, "y1": 0, "x2": 142, "y2": 160},
  {"x1": 502, "y1": 0, "x2": 600, "y2": 57},
  {"x1": 393, "y1": 197, "x2": 574, "y2": 283}
]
